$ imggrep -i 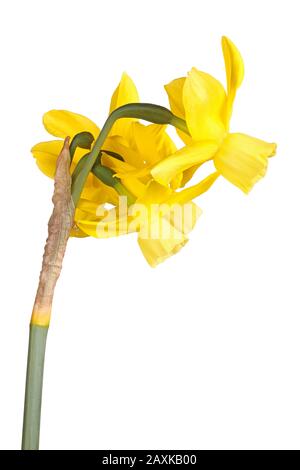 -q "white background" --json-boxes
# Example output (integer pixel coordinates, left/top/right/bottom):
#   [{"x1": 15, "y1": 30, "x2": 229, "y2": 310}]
[{"x1": 0, "y1": 0, "x2": 299, "y2": 450}]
